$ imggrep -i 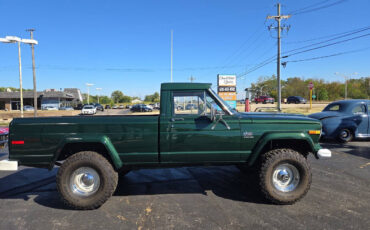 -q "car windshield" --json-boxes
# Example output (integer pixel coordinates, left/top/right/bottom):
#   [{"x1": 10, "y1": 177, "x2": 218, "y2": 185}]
[
  {"x1": 84, "y1": 106, "x2": 93, "y2": 109},
  {"x1": 209, "y1": 89, "x2": 234, "y2": 113},
  {"x1": 323, "y1": 103, "x2": 342, "y2": 111}
]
